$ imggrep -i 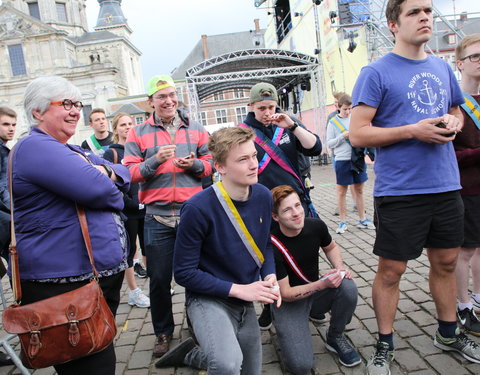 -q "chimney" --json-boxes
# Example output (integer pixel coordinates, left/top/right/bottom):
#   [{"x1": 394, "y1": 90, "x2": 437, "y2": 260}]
[
  {"x1": 254, "y1": 18, "x2": 260, "y2": 33},
  {"x1": 459, "y1": 12, "x2": 468, "y2": 22},
  {"x1": 201, "y1": 35, "x2": 209, "y2": 60}
]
